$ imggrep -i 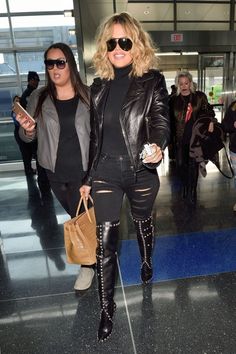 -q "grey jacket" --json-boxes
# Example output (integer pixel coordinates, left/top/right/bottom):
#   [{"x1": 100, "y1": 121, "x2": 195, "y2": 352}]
[{"x1": 19, "y1": 88, "x2": 90, "y2": 172}]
